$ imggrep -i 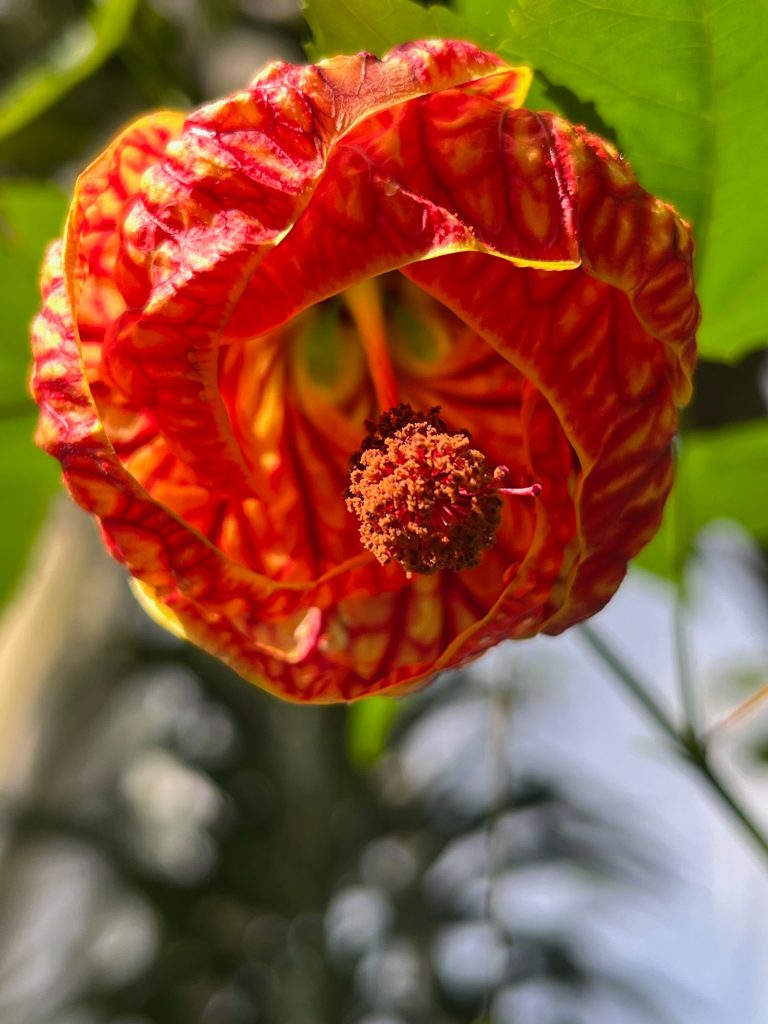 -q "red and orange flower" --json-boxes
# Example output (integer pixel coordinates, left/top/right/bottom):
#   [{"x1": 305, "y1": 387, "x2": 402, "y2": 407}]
[{"x1": 30, "y1": 40, "x2": 698, "y2": 702}]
